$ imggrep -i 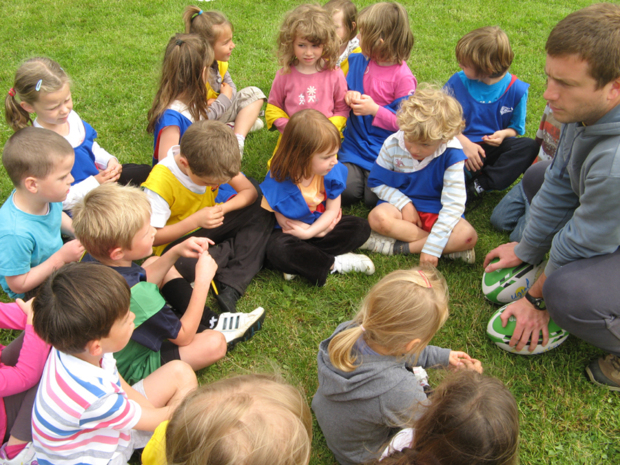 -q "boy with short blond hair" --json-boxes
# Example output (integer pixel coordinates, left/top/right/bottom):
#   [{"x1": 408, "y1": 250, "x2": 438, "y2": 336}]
[
  {"x1": 142, "y1": 120, "x2": 275, "y2": 313},
  {"x1": 445, "y1": 26, "x2": 538, "y2": 199},
  {"x1": 31, "y1": 262, "x2": 197, "y2": 465},
  {"x1": 73, "y1": 183, "x2": 264, "y2": 384},
  {"x1": 0, "y1": 127, "x2": 84, "y2": 299},
  {"x1": 364, "y1": 86, "x2": 478, "y2": 267}
]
